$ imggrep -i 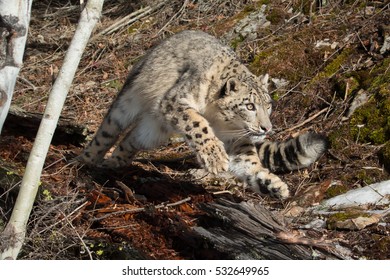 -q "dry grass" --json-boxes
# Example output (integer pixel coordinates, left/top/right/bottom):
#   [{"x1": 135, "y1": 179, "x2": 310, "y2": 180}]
[{"x1": 1, "y1": 0, "x2": 389, "y2": 259}]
